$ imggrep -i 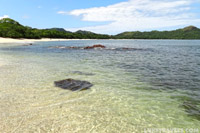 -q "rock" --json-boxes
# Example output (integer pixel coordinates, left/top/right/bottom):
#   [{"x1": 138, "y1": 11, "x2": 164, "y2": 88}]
[
  {"x1": 23, "y1": 43, "x2": 33, "y2": 46},
  {"x1": 54, "y1": 79, "x2": 93, "y2": 91},
  {"x1": 48, "y1": 44, "x2": 147, "y2": 51},
  {"x1": 182, "y1": 101, "x2": 200, "y2": 120},
  {"x1": 66, "y1": 46, "x2": 81, "y2": 49},
  {"x1": 84, "y1": 44, "x2": 106, "y2": 49},
  {"x1": 48, "y1": 44, "x2": 106, "y2": 50},
  {"x1": 48, "y1": 46, "x2": 80, "y2": 49},
  {"x1": 122, "y1": 48, "x2": 135, "y2": 50},
  {"x1": 115, "y1": 48, "x2": 144, "y2": 51},
  {"x1": 70, "y1": 71, "x2": 95, "y2": 76},
  {"x1": 83, "y1": 46, "x2": 93, "y2": 49},
  {"x1": 93, "y1": 44, "x2": 106, "y2": 48}
]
